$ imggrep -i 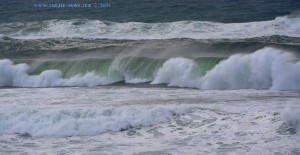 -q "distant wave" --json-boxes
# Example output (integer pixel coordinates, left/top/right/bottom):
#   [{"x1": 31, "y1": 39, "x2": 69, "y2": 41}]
[
  {"x1": 0, "y1": 16, "x2": 299, "y2": 40},
  {"x1": 1, "y1": 47, "x2": 300, "y2": 90}
]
